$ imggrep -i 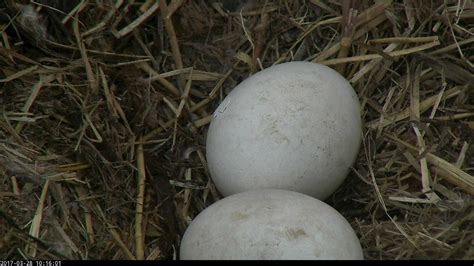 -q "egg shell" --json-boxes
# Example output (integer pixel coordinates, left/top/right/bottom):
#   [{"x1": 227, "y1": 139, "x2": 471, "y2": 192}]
[
  {"x1": 206, "y1": 61, "x2": 362, "y2": 199},
  {"x1": 179, "y1": 189, "x2": 364, "y2": 260}
]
